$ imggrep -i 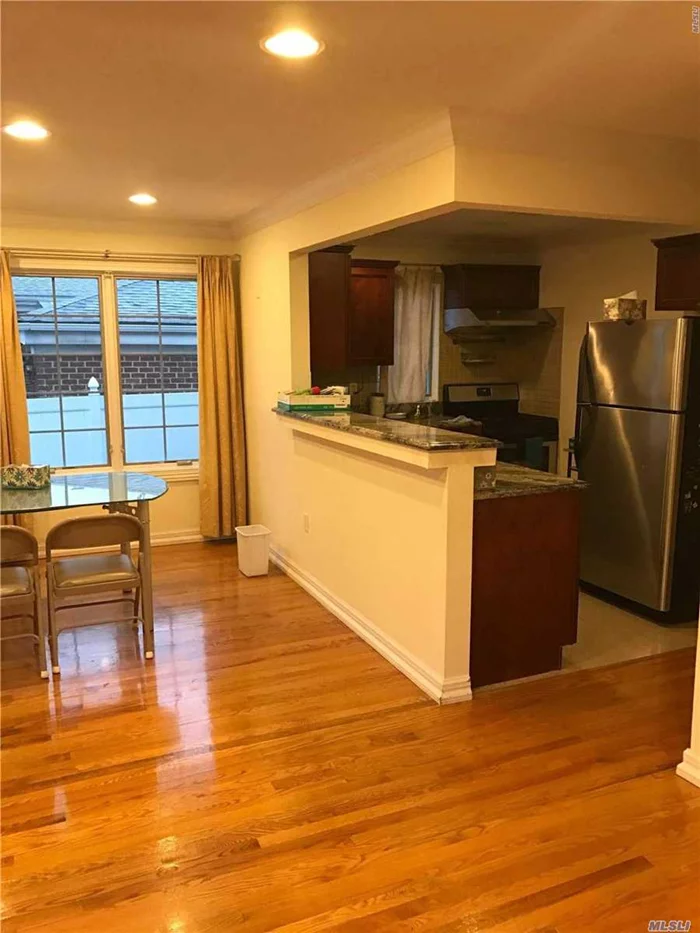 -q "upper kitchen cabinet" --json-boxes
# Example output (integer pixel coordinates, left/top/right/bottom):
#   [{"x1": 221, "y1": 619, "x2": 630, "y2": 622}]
[
  {"x1": 308, "y1": 249, "x2": 398, "y2": 376},
  {"x1": 652, "y1": 233, "x2": 700, "y2": 312},
  {"x1": 309, "y1": 247, "x2": 351, "y2": 373},
  {"x1": 442, "y1": 264, "x2": 540, "y2": 312},
  {"x1": 348, "y1": 260, "x2": 398, "y2": 366}
]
